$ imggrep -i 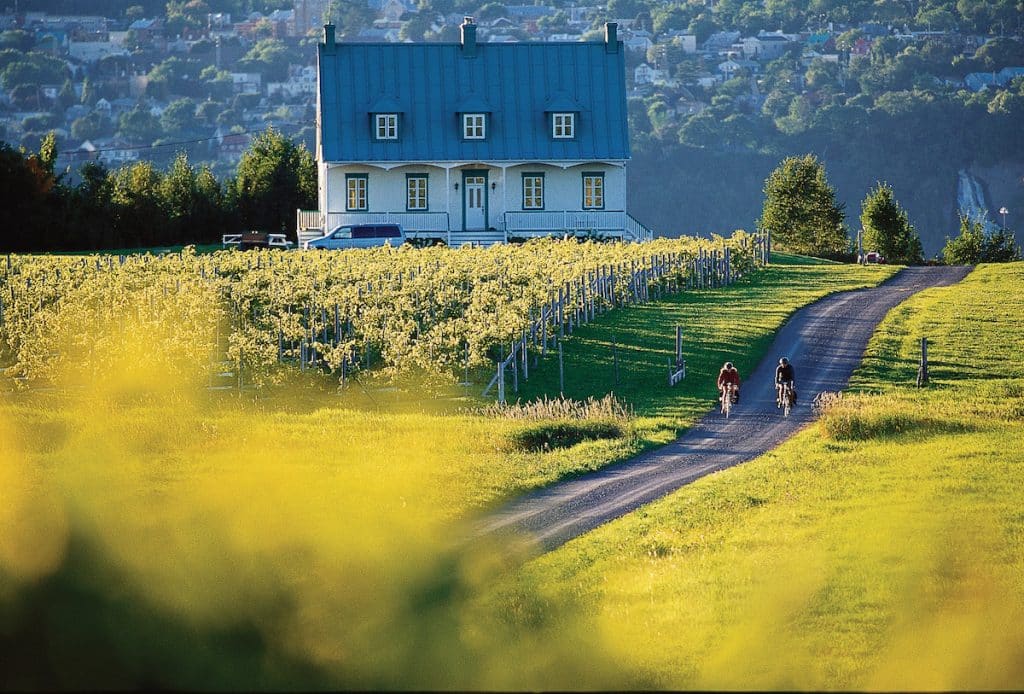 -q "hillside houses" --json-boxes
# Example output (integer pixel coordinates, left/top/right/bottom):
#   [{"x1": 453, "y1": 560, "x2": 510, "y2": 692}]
[{"x1": 1, "y1": 1, "x2": 1019, "y2": 182}]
